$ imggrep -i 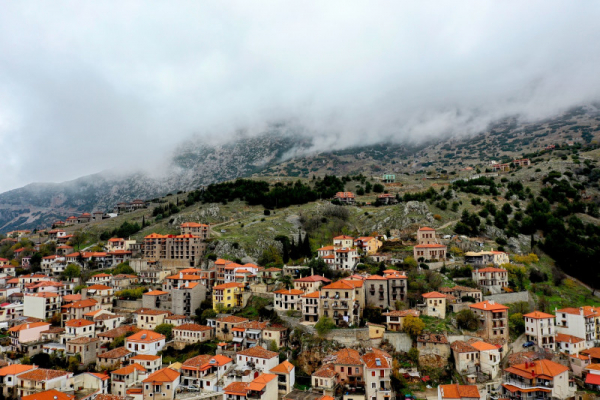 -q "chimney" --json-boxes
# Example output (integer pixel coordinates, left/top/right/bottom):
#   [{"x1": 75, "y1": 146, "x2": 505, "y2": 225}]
[{"x1": 179, "y1": 272, "x2": 183, "y2": 279}]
